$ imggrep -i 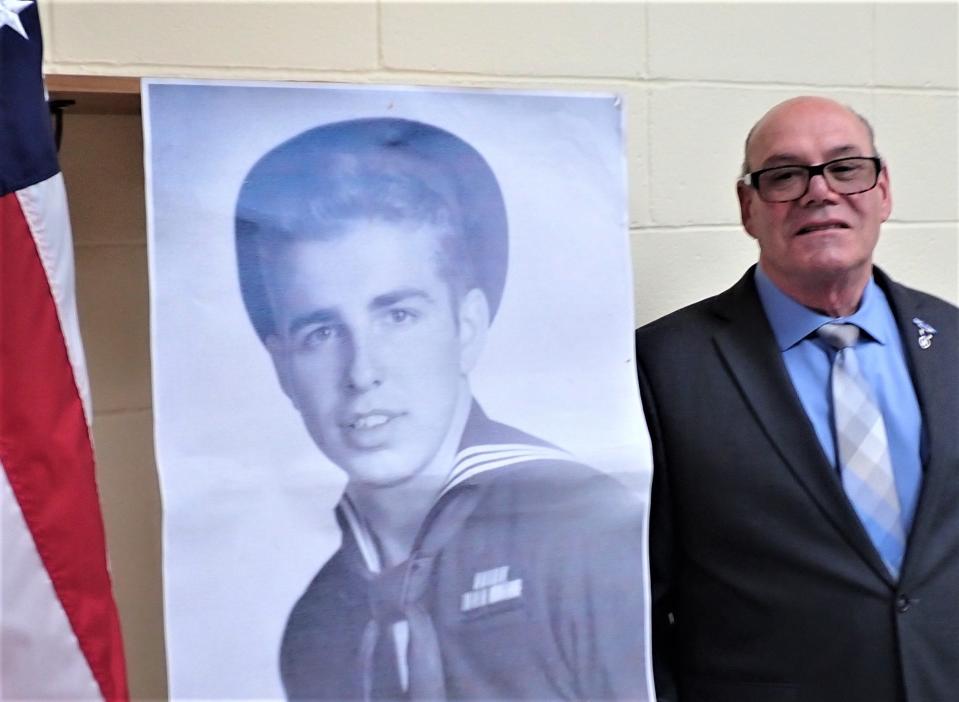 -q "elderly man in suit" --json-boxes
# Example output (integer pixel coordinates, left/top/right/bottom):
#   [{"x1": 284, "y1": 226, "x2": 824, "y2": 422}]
[{"x1": 635, "y1": 96, "x2": 958, "y2": 702}]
